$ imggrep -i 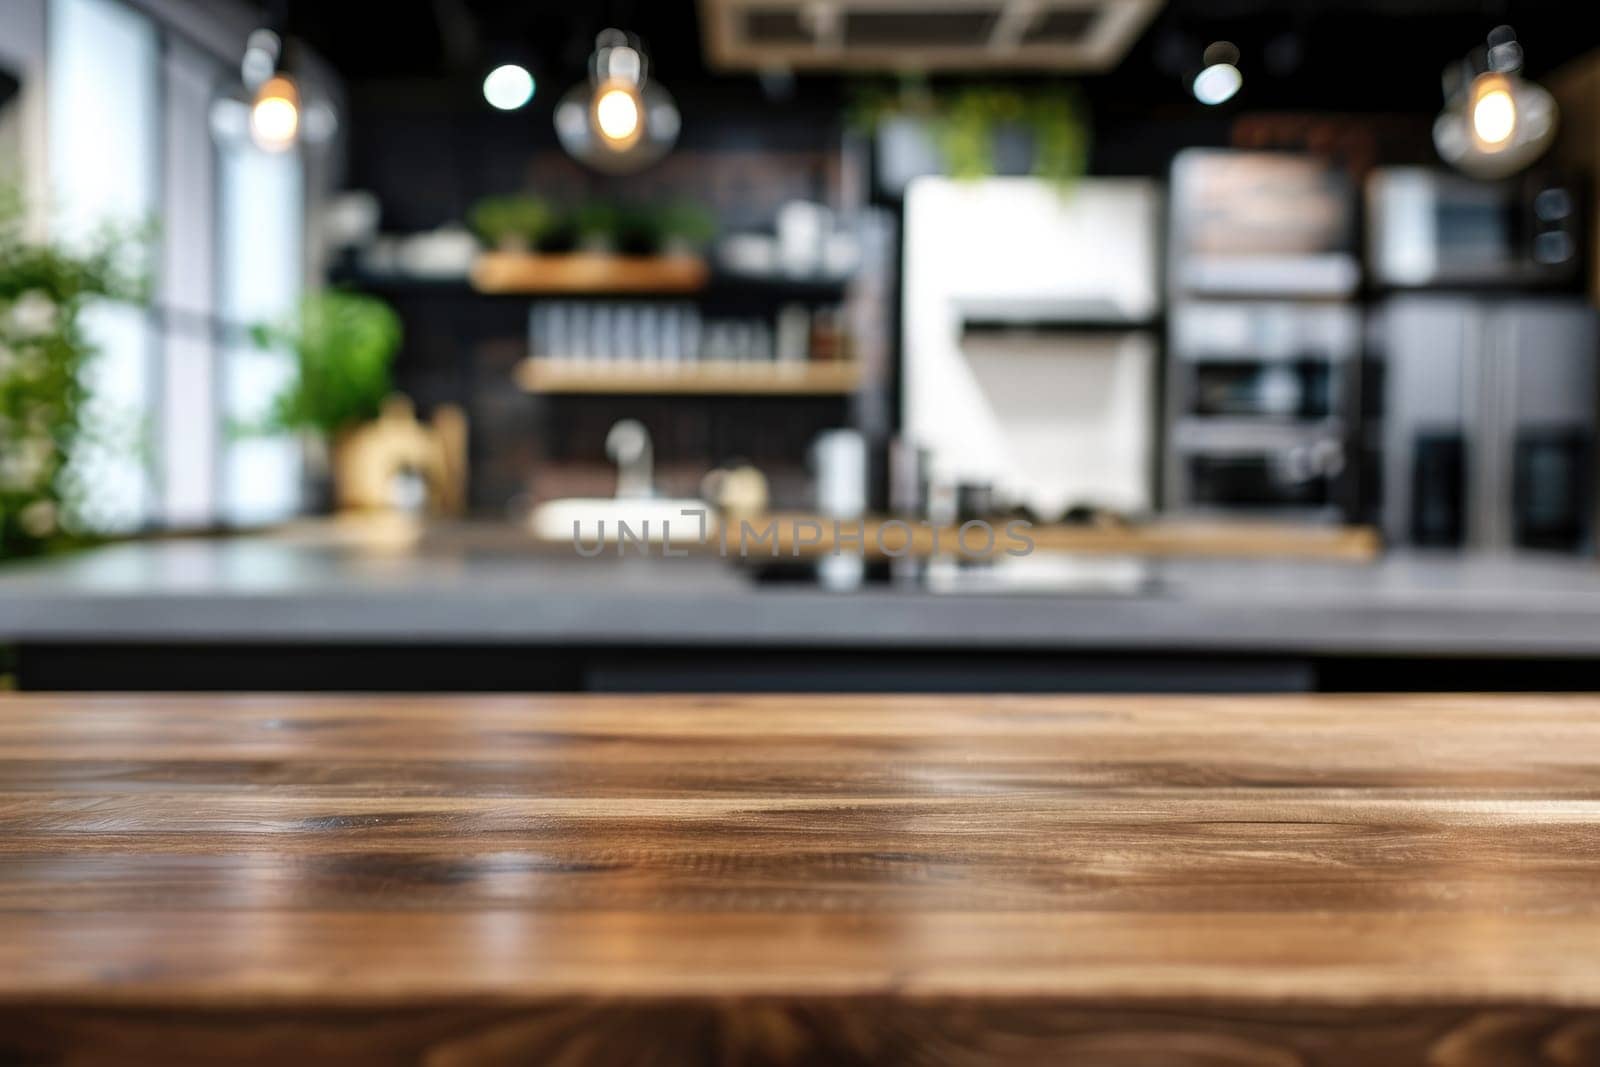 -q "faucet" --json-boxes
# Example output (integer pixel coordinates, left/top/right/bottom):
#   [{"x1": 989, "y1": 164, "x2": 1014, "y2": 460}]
[{"x1": 605, "y1": 419, "x2": 655, "y2": 499}]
